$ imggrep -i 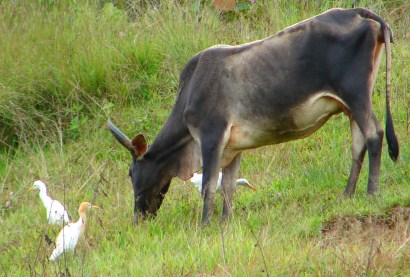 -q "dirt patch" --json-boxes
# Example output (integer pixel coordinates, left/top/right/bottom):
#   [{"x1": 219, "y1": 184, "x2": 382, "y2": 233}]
[
  {"x1": 323, "y1": 206, "x2": 410, "y2": 236},
  {"x1": 318, "y1": 206, "x2": 410, "y2": 275},
  {"x1": 321, "y1": 206, "x2": 410, "y2": 249}
]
